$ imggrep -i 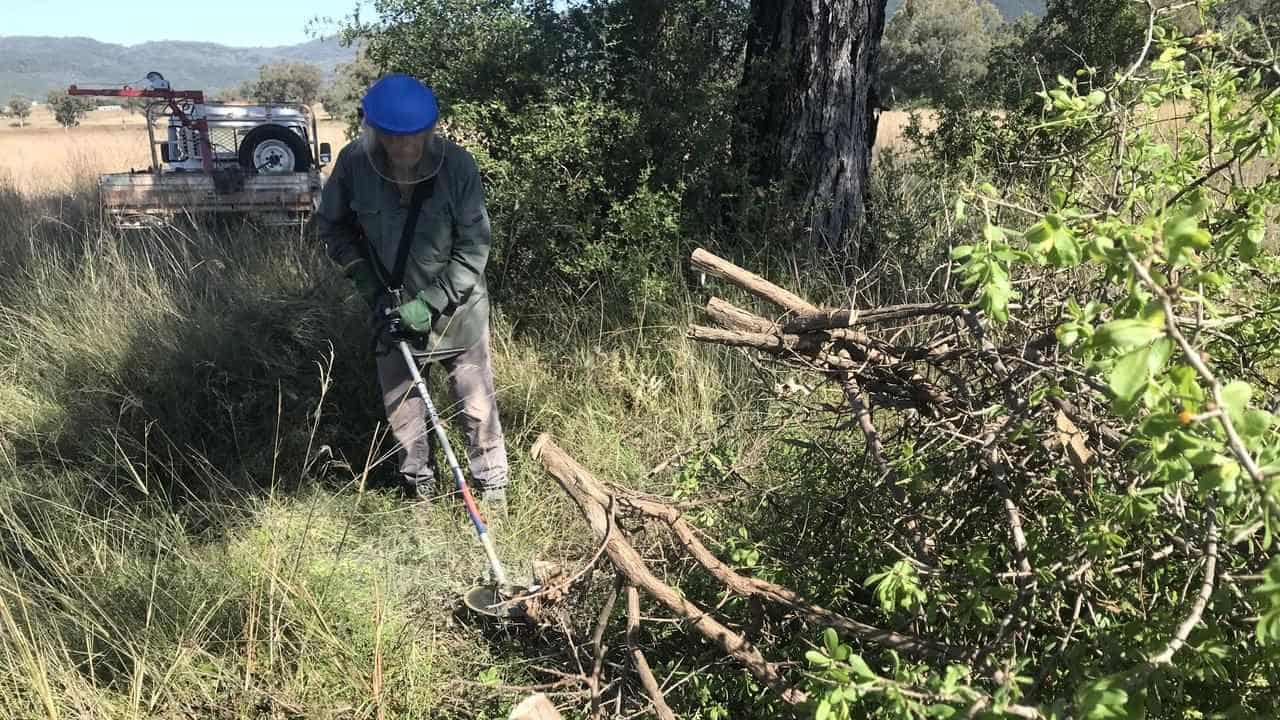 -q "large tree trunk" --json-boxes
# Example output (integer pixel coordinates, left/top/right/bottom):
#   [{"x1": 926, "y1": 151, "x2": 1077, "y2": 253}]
[{"x1": 737, "y1": 0, "x2": 888, "y2": 262}]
